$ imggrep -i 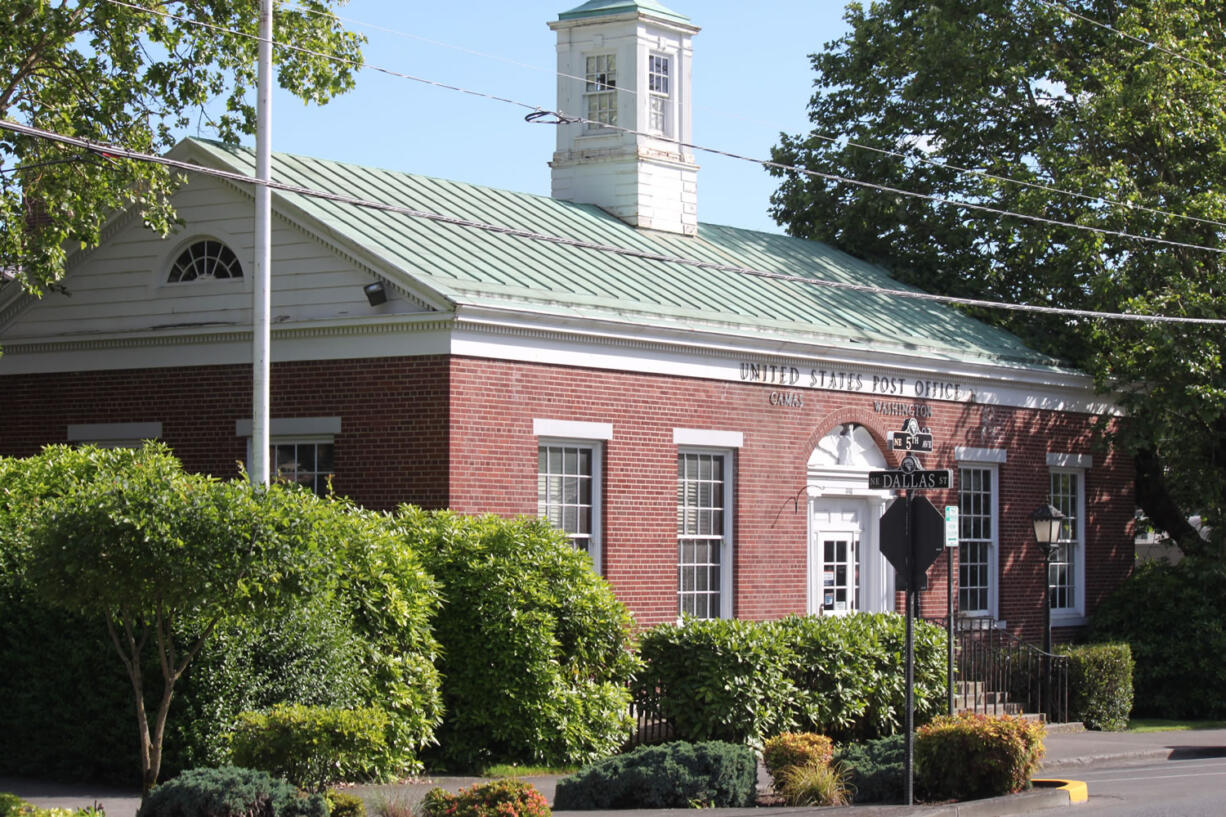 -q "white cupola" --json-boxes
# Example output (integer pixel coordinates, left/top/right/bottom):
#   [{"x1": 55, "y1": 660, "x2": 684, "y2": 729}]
[{"x1": 548, "y1": 1, "x2": 700, "y2": 236}]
